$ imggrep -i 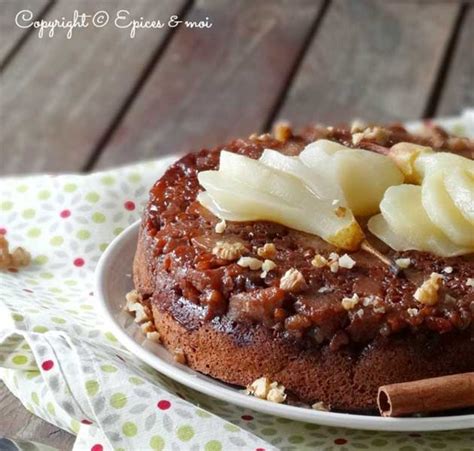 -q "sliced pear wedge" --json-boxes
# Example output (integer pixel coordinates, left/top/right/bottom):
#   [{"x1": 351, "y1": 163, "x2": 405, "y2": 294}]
[
  {"x1": 380, "y1": 185, "x2": 472, "y2": 257},
  {"x1": 333, "y1": 149, "x2": 404, "y2": 216},
  {"x1": 444, "y1": 167, "x2": 474, "y2": 225},
  {"x1": 198, "y1": 153, "x2": 365, "y2": 250},
  {"x1": 422, "y1": 170, "x2": 474, "y2": 247},
  {"x1": 368, "y1": 214, "x2": 415, "y2": 251},
  {"x1": 218, "y1": 151, "x2": 320, "y2": 208},
  {"x1": 259, "y1": 148, "x2": 343, "y2": 201},
  {"x1": 415, "y1": 152, "x2": 474, "y2": 182},
  {"x1": 389, "y1": 143, "x2": 474, "y2": 185},
  {"x1": 299, "y1": 139, "x2": 348, "y2": 164},
  {"x1": 300, "y1": 140, "x2": 404, "y2": 216}
]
